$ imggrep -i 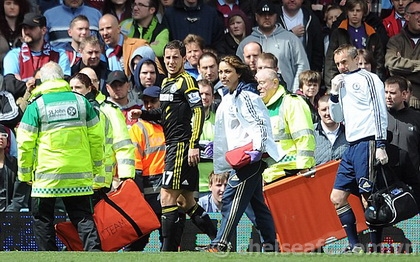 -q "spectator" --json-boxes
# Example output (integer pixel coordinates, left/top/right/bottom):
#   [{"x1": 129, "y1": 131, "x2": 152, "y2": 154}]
[
  {"x1": 156, "y1": 0, "x2": 174, "y2": 21},
  {"x1": 323, "y1": 4, "x2": 342, "y2": 56},
  {"x1": 0, "y1": 124, "x2": 17, "y2": 212},
  {"x1": 17, "y1": 61, "x2": 104, "y2": 251},
  {"x1": 218, "y1": 9, "x2": 251, "y2": 56},
  {"x1": 385, "y1": 0, "x2": 420, "y2": 109},
  {"x1": 162, "y1": 0, "x2": 224, "y2": 48},
  {"x1": 256, "y1": 52, "x2": 288, "y2": 89},
  {"x1": 314, "y1": 94, "x2": 348, "y2": 165},
  {"x1": 254, "y1": 68, "x2": 315, "y2": 184},
  {"x1": 198, "y1": 171, "x2": 228, "y2": 213},
  {"x1": 103, "y1": 0, "x2": 133, "y2": 22},
  {"x1": 329, "y1": 44, "x2": 387, "y2": 253},
  {"x1": 242, "y1": 41, "x2": 261, "y2": 76},
  {"x1": 0, "y1": 0, "x2": 30, "y2": 74},
  {"x1": 385, "y1": 75, "x2": 420, "y2": 170},
  {"x1": 197, "y1": 52, "x2": 224, "y2": 104},
  {"x1": 3, "y1": 13, "x2": 70, "y2": 81},
  {"x1": 236, "y1": 0, "x2": 309, "y2": 92},
  {"x1": 207, "y1": 56, "x2": 277, "y2": 252},
  {"x1": 106, "y1": 70, "x2": 143, "y2": 128},
  {"x1": 99, "y1": 14, "x2": 148, "y2": 75},
  {"x1": 278, "y1": 0, "x2": 324, "y2": 72},
  {"x1": 120, "y1": 0, "x2": 169, "y2": 58},
  {"x1": 325, "y1": 0, "x2": 385, "y2": 90},
  {"x1": 205, "y1": 0, "x2": 255, "y2": 30},
  {"x1": 183, "y1": 34, "x2": 204, "y2": 79},
  {"x1": 383, "y1": 0, "x2": 412, "y2": 38},
  {"x1": 197, "y1": 79, "x2": 215, "y2": 197},
  {"x1": 64, "y1": 15, "x2": 90, "y2": 67},
  {"x1": 357, "y1": 48, "x2": 377, "y2": 72},
  {"x1": 127, "y1": 85, "x2": 165, "y2": 251},
  {"x1": 44, "y1": 0, "x2": 102, "y2": 48},
  {"x1": 72, "y1": 36, "x2": 110, "y2": 96},
  {"x1": 131, "y1": 57, "x2": 164, "y2": 105},
  {"x1": 297, "y1": 69, "x2": 322, "y2": 123},
  {"x1": 128, "y1": 40, "x2": 217, "y2": 251}
]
